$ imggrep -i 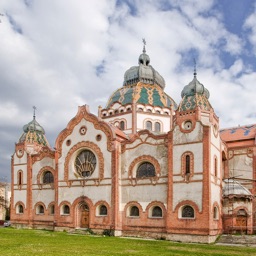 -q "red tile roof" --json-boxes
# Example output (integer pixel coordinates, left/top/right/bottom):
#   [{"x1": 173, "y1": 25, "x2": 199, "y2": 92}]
[{"x1": 220, "y1": 124, "x2": 256, "y2": 142}]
